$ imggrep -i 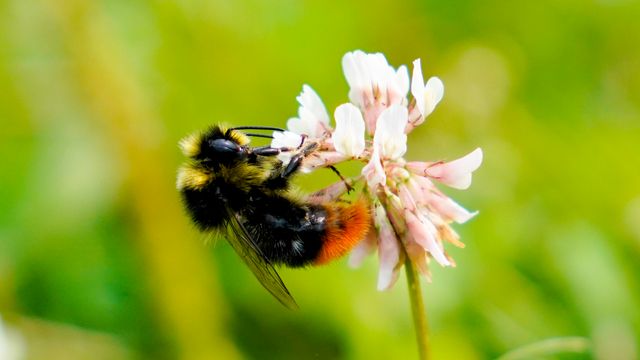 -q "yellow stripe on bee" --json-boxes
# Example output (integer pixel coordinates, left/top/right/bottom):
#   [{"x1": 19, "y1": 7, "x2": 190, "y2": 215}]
[
  {"x1": 179, "y1": 133, "x2": 202, "y2": 157},
  {"x1": 176, "y1": 166, "x2": 212, "y2": 190},
  {"x1": 218, "y1": 163, "x2": 266, "y2": 191},
  {"x1": 223, "y1": 128, "x2": 250, "y2": 146}
]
